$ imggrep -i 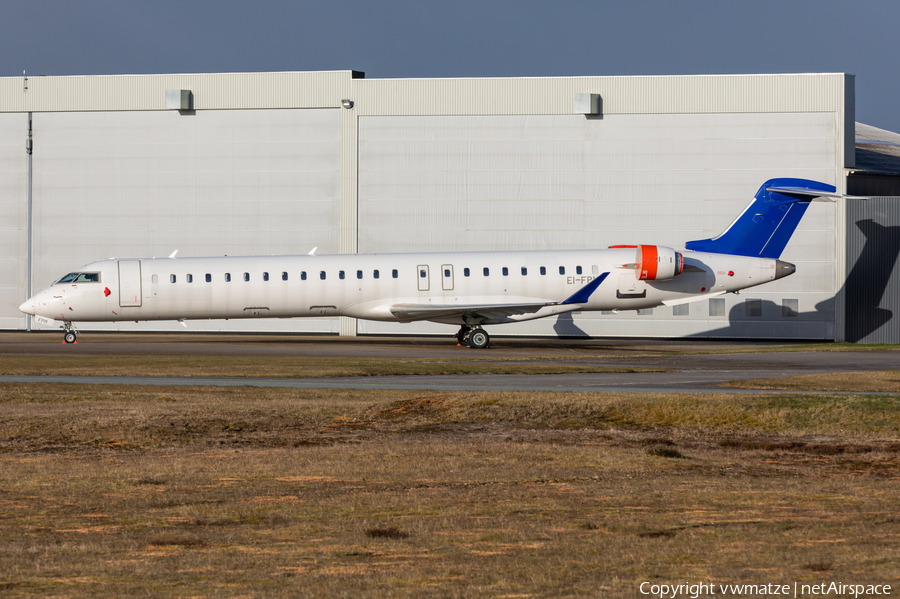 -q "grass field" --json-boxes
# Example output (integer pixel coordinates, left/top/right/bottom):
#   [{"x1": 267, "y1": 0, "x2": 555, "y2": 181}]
[
  {"x1": 1, "y1": 383, "x2": 899, "y2": 597},
  {"x1": 724, "y1": 370, "x2": 900, "y2": 393}
]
